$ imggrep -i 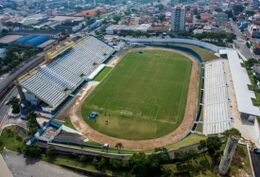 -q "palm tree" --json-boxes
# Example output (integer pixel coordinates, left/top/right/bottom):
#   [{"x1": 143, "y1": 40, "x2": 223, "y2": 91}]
[{"x1": 8, "y1": 96, "x2": 20, "y2": 114}]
